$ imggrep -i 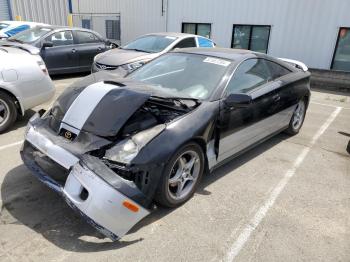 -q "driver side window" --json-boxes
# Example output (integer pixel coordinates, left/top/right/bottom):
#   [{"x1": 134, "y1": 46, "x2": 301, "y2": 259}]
[
  {"x1": 46, "y1": 31, "x2": 74, "y2": 47},
  {"x1": 226, "y1": 58, "x2": 271, "y2": 95}
]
